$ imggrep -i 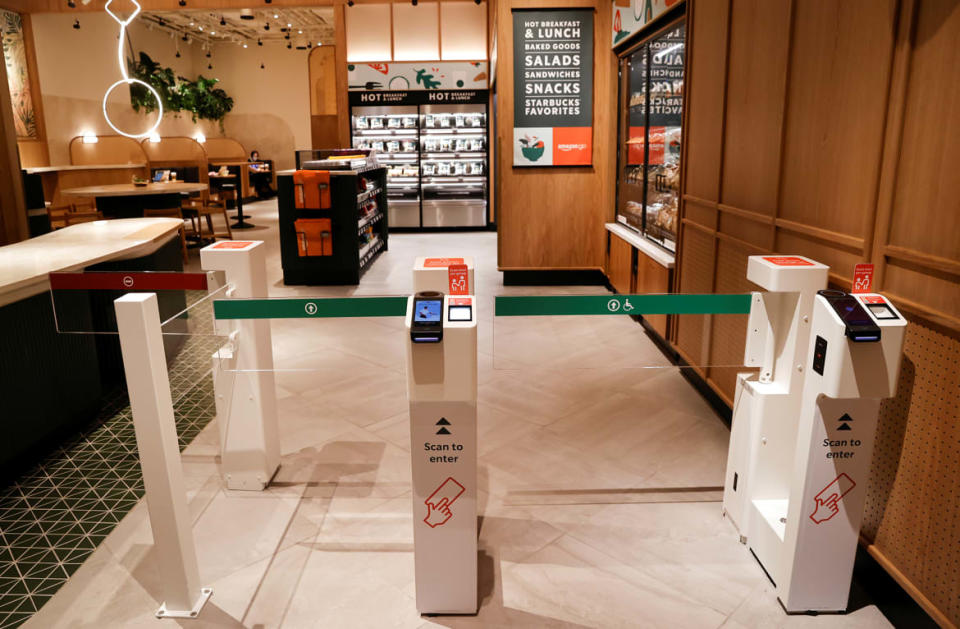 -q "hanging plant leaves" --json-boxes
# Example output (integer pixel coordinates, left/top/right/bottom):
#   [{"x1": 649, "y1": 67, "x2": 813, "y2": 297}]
[{"x1": 126, "y1": 51, "x2": 233, "y2": 129}]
